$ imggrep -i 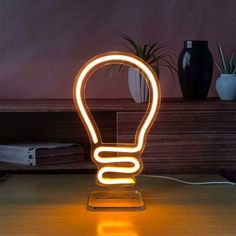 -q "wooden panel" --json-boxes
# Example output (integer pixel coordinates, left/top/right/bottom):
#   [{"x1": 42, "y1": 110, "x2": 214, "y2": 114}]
[
  {"x1": 0, "y1": 99, "x2": 144, "y2": 112},
  {"x1": 0, "y1": 112, "x2": 116, "y2": 143},
  {"x1": 117, "y1": 108, "x2": 236, "y2": 174},
  {"x1": 0, "y1": 162, "x2": 96, "y2": 173},
  {"x1": 0, "y1": 111, "x2": 116, "y2": 171}
]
